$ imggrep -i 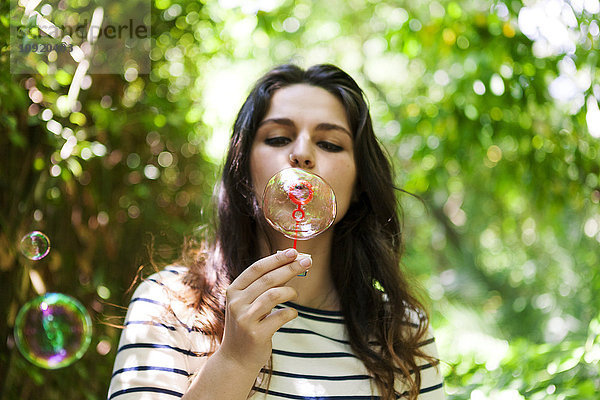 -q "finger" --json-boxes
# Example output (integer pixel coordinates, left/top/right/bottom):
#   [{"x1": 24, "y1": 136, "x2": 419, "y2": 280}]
[
  {"x1": 243, "y1": 256, "x2": 311, "y2": 303},
  {"x1": 248, "y1": 286, "x2": 298, "y2": 320},
  {"x1": 260, "y1": 306, "x2": 299, "y2": 336},
  {"x1": 229, "y1": 248, "x2": 298, "y2": 291}
]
